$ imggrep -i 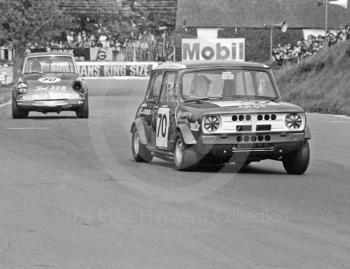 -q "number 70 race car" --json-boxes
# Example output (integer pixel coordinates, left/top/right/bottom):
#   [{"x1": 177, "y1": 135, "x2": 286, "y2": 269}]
[
  {"x1": 131, "y1": 61, "x2": 311, "y2": 174},
  {"x1": 12, "y1": 52, "x2": 89, "y2": 118}
]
